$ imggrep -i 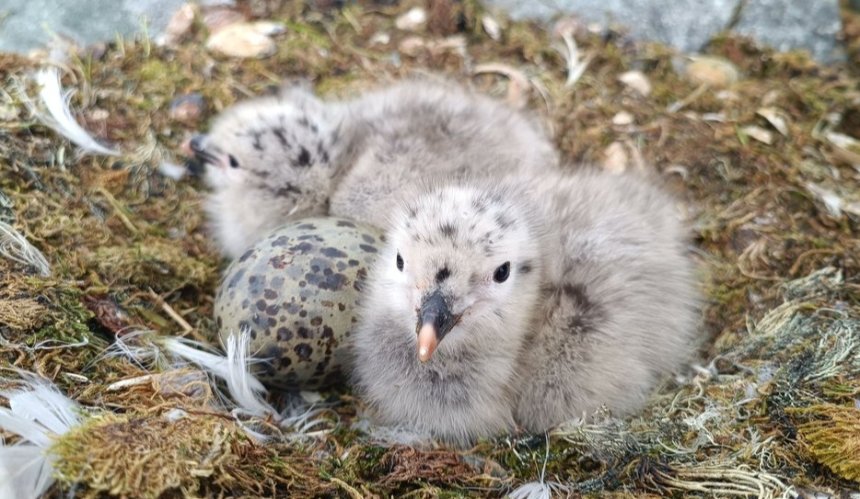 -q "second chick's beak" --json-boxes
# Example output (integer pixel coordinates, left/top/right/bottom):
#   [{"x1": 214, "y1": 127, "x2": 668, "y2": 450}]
[{"x1": 416, "y1": 289, "x2": 458, "y2": 362}]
